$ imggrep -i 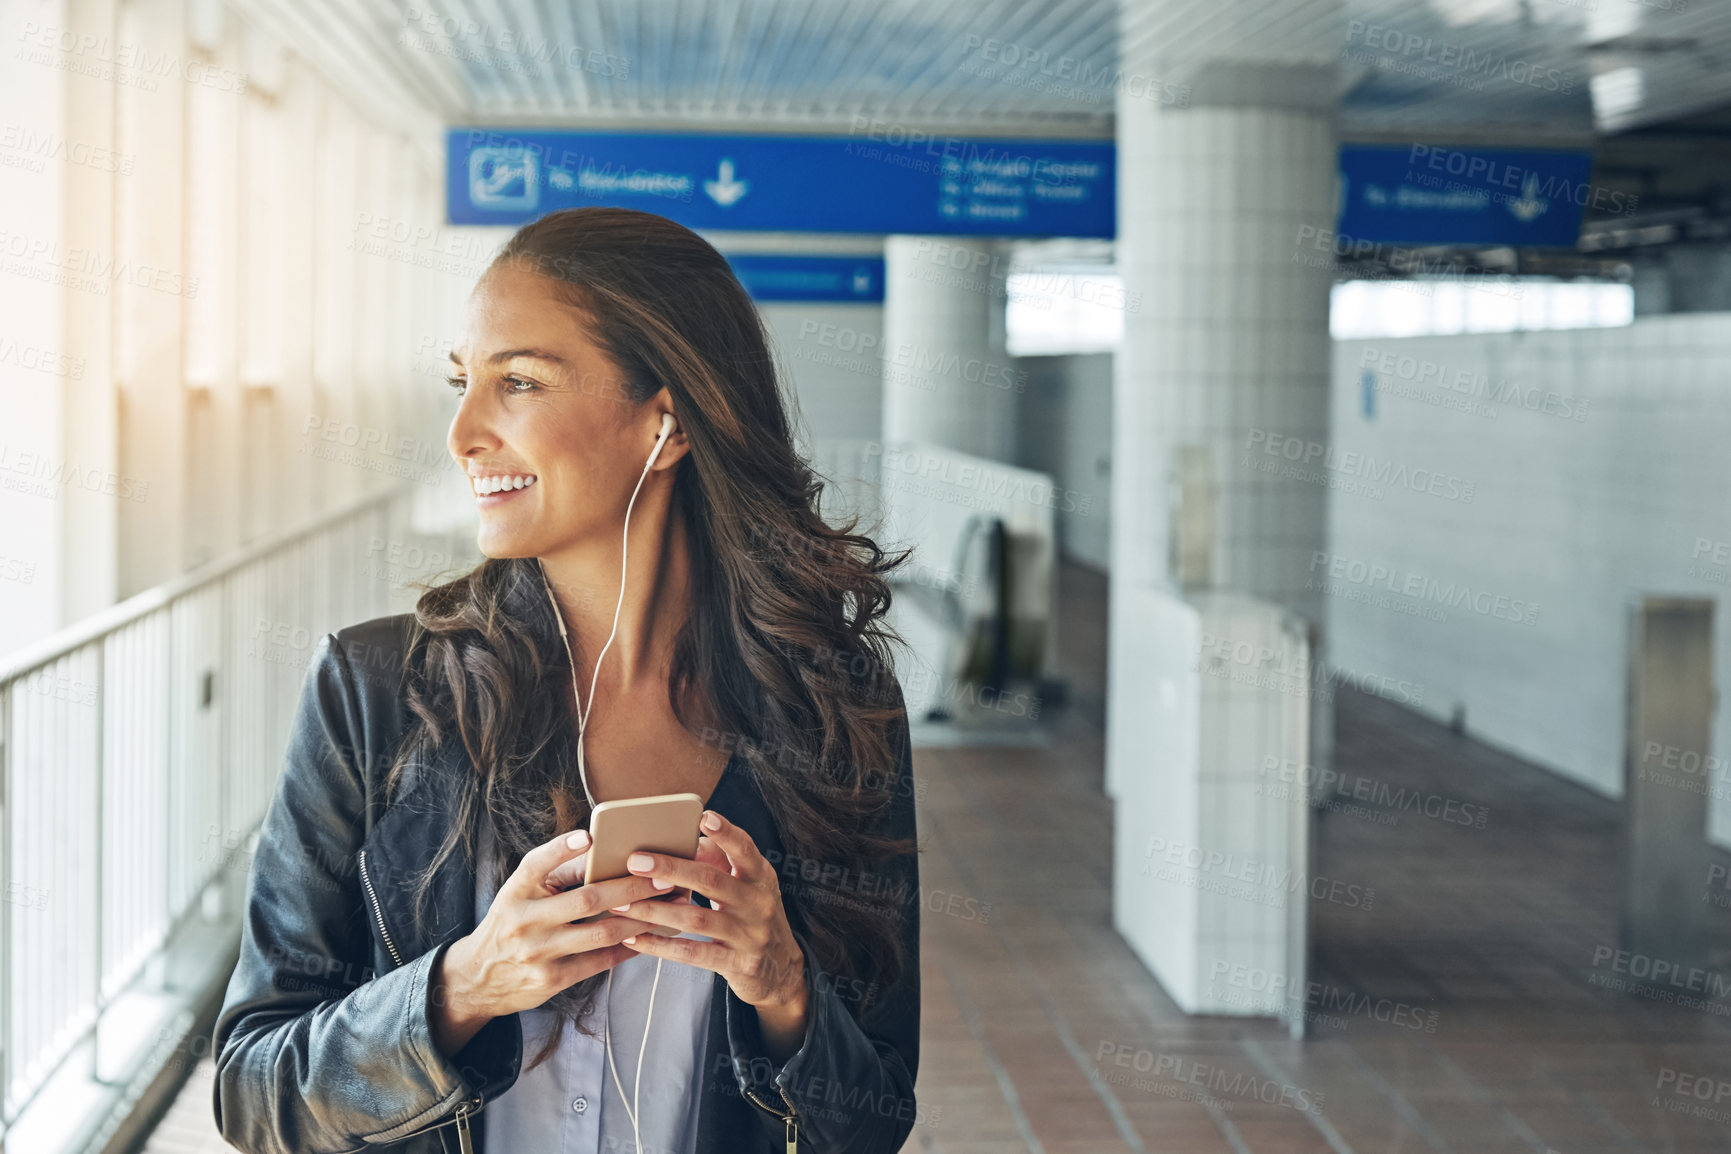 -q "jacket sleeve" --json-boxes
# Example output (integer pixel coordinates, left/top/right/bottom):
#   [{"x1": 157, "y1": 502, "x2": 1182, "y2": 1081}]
[
  {"x1": 721, "y1": 691, "x2": 924, "y2": 1153},
  {"x1": 209, "y1": 631, "x2": 511, "y2": 1154}
]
